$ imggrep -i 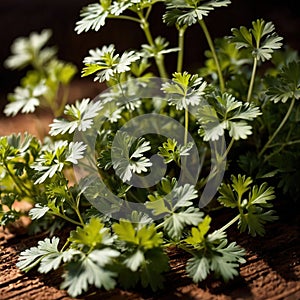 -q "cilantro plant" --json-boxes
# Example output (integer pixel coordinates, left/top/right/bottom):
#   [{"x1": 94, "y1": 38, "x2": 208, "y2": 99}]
[
  {"x1": 1, "y1": 0, "x2": 299, "y2": 298},
  {"x1": 4, "y1": 29, "x2": 77, "y2": 117}
]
